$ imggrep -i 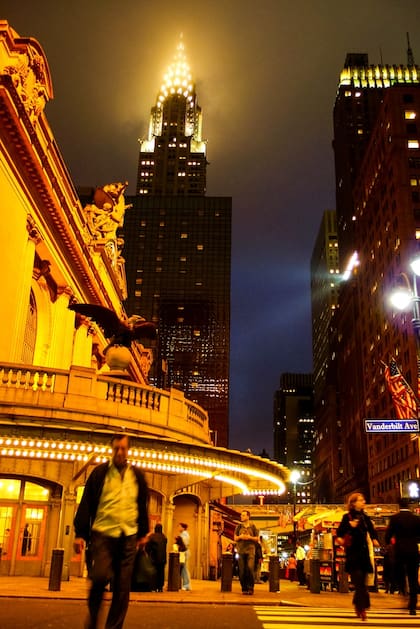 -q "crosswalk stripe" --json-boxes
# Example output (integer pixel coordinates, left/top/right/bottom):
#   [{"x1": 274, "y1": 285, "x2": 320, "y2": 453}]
[{"x1": 253, "y1": 605, "x2": 417, "y2": 628}]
